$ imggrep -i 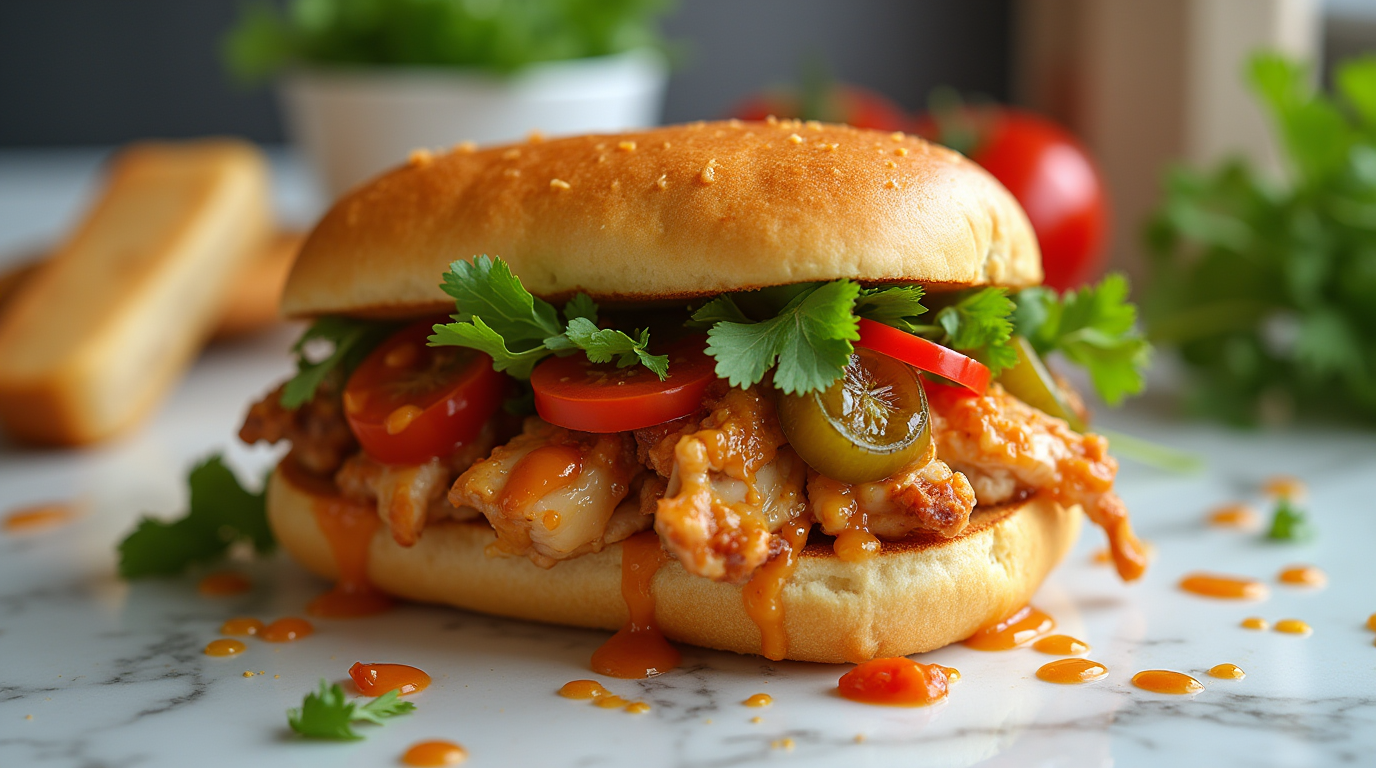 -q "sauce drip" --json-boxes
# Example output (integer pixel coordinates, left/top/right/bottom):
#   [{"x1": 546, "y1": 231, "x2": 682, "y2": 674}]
[
  {"x1": 1278, "y1": 565, "x2": 1326, "y2": 587},
  {"x1": 833, "y1": 528, "x2": 880, "y2": 562},
  {"x1": 1036, "y1": 658, "x2": 1108, "y2": 684},
  {"x1": 1208, "y1": 663, "x2": 1245, "y2": 680},
  {"x1": 837, "y1": 658, "x2": 954, "y2": 707},
  {"x1": 401, "y1": 740, "x2": 467, "y2": 767},
  {"x1": 3, "y1": 504, "x2": 75, "y2": 533},
  {"x1": 590, "y1": 531, "x2": 680, "y2": 678},
  {"x1": 198, "y1": 571, "x2": 251, "y2": 597},
  {"x1": 558, "y1": 680, "x2": 611, "y2": 700},
  {"x1": 219, "y1": 617, "x2": 265, "y2": 636},
  {"x1": 1131, "y1": 670, "x2": 1203, "y2": 695},
  {"x1": 1178, "y1": 572, "x2": 1268, "y2": 600},
  {"x1": 307, "y1": 492, "x2": 394, "y2": 618},
  {"x1": 501, "y1": 444, "x2": 583, "y2": 512},
  {"x1": 1274, "y1": 618, "x2": 1312, "y2": 635},
  {"x1": 261, "y1": 617, "x2": 314, "y2": 643},
  {"x1": 204, "y1": 639, "x2": 246, "y2": 657},
  {"x1": 1240, "y1": 617, "x2": 1269, "y2": 631},
  {"x1": 742, "y1": 515, "x2": 811, "y2": 660},
  {"x1": 963, "y1": 605, "x2": 1055, "y2": 651},
  {"x1": 349, "y1": 662, "x2": 430, "y2": 696},
  {"x1": 1032, "y1": 634, "x2": 1090, "y2": 655},
  {"x1": 743, "y1": 693, "x2": 773, "y2": 707},
  {"x1": 1207, "y1": 504, "x2": 1257, "y2": 528}
]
